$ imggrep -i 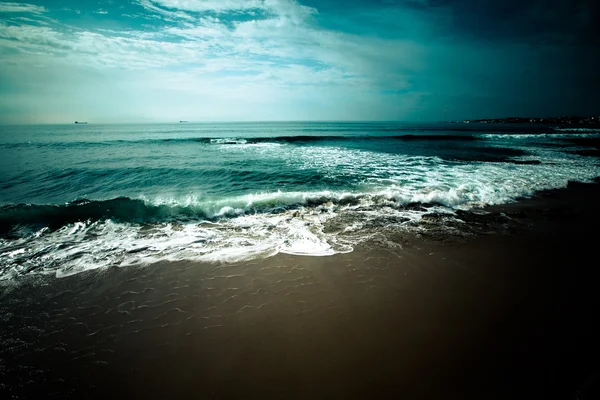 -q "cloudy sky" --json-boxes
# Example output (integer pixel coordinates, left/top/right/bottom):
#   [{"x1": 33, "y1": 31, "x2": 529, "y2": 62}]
[{"x1": 0, "y1": 0, "x2": 598, "y2": 123}]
